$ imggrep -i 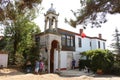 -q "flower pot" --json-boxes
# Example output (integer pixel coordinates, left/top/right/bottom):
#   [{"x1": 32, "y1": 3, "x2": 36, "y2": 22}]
[{"x1": 97, "y1": 69, "x2": 103, "y2": 74}]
